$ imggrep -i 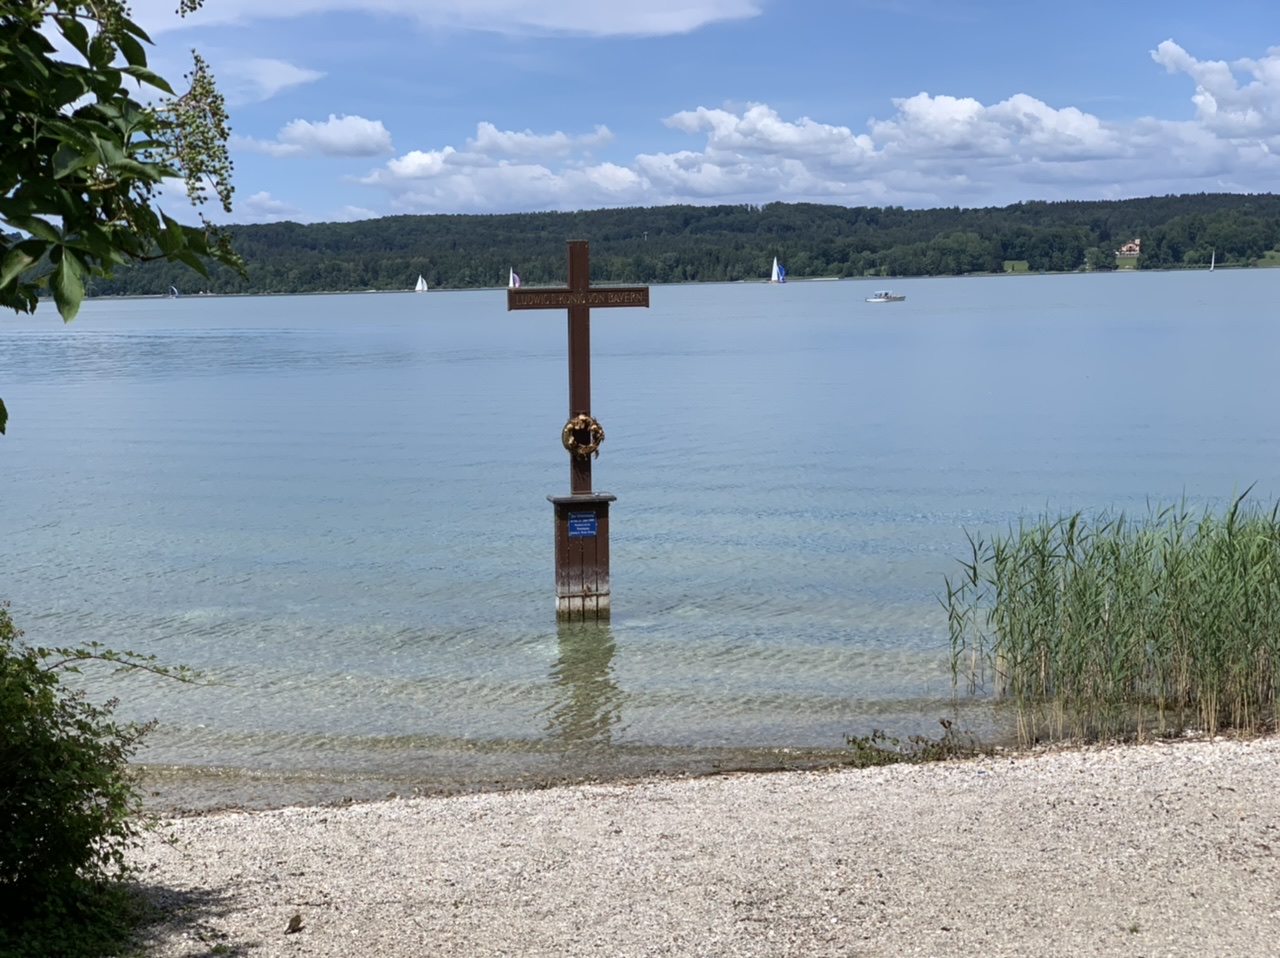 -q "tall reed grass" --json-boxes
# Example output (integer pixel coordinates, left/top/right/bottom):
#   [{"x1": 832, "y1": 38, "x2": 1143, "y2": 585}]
[{"x1": 945, "y1": 492, "x2": 1280, "y2": 741}]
